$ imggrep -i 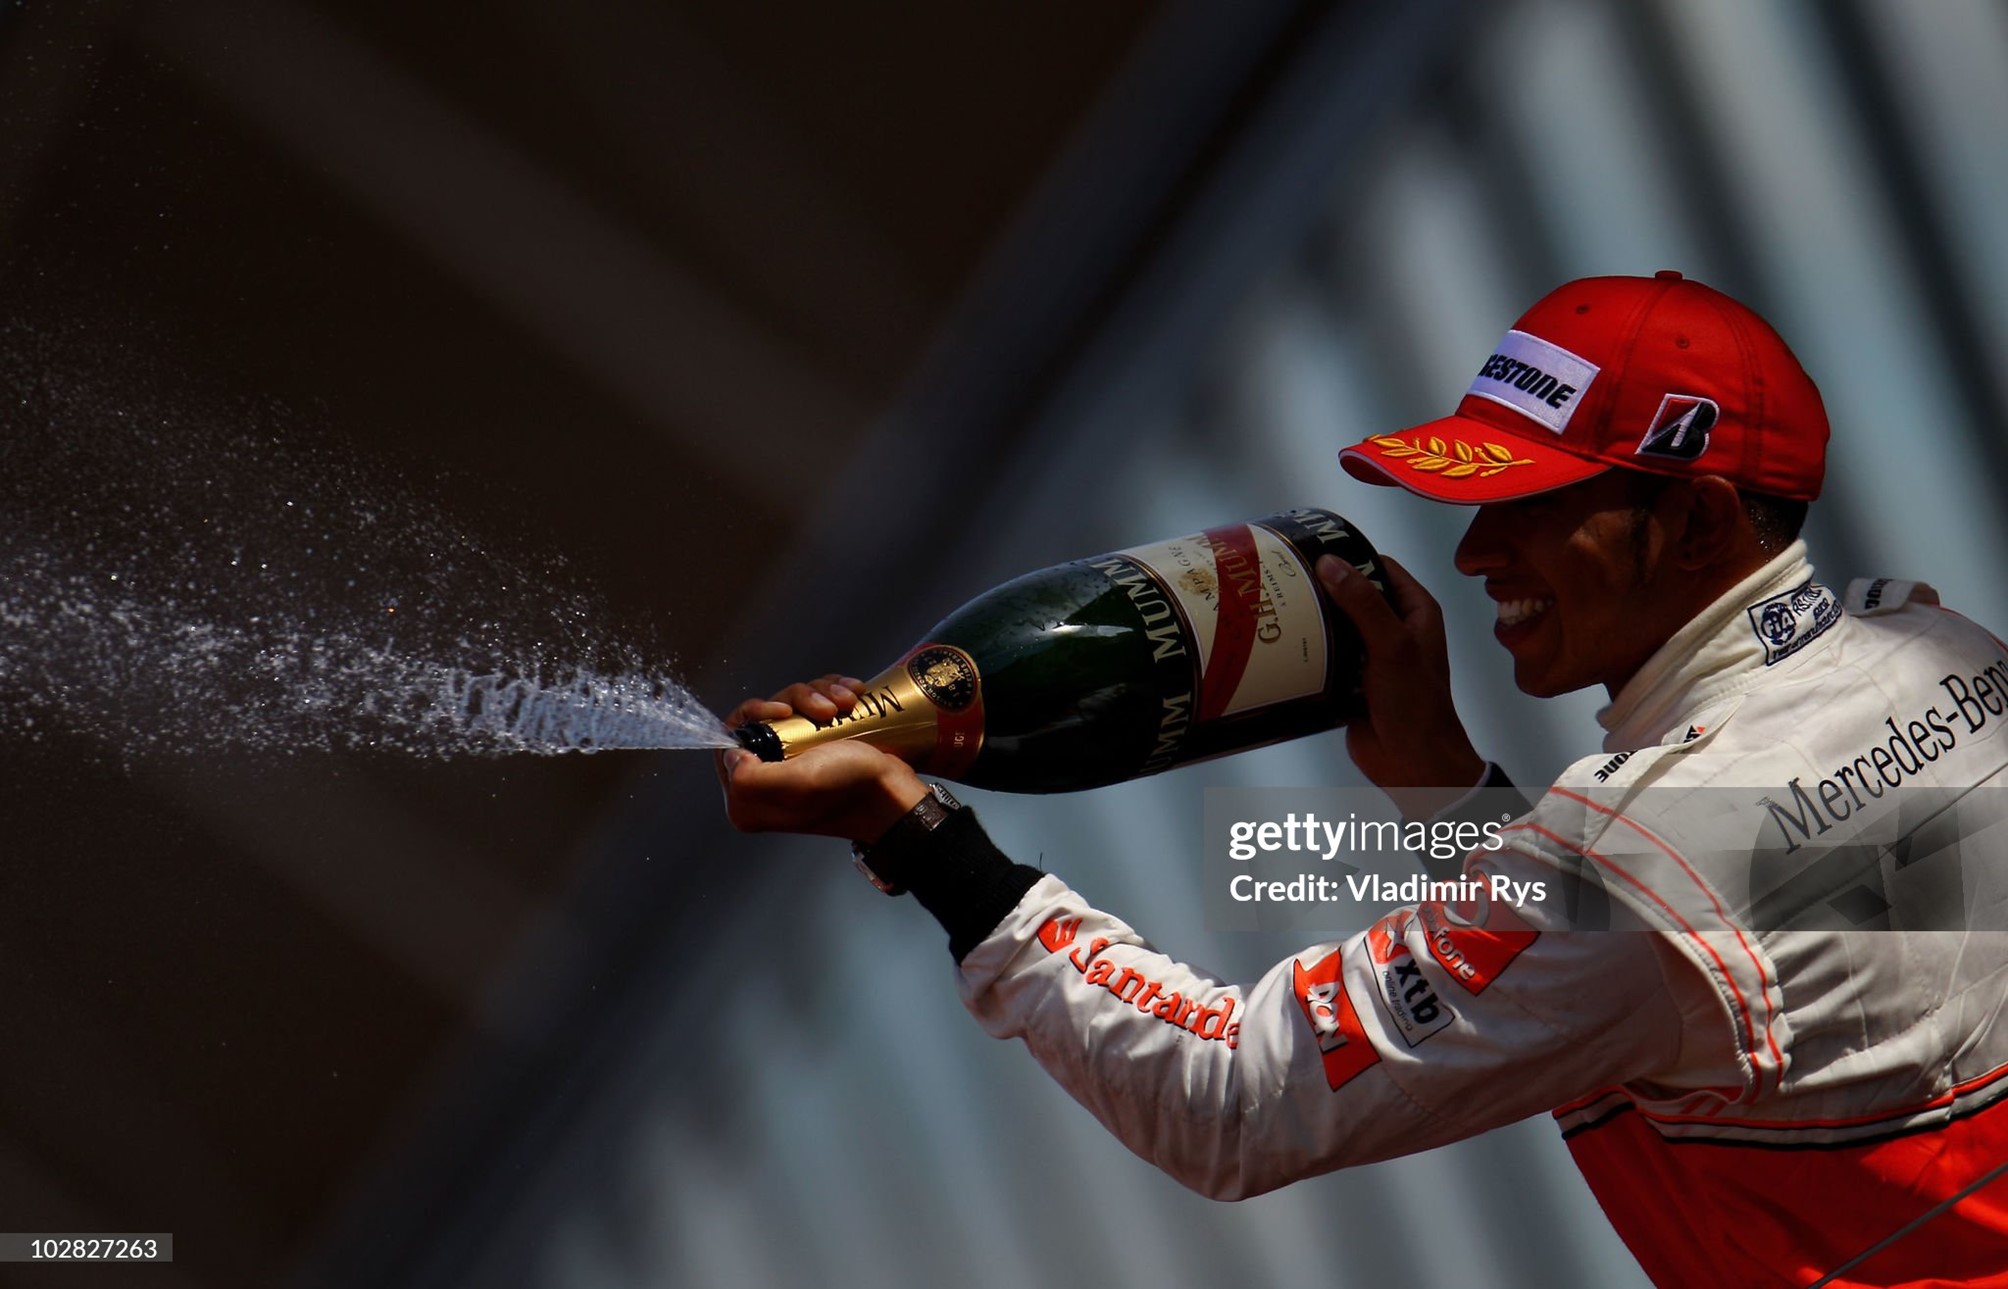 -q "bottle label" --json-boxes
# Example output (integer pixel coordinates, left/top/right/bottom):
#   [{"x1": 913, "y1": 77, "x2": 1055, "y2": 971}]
[
  {"x1": 1083, "y1": 554, "x2": 1205, "y2": 776},
  {"x1": 1119, "y1": 522, "x2": 1329, "y2": 722},
  {"x1": 903, "y1": 643, "x2": 985, "y2": 779}
]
